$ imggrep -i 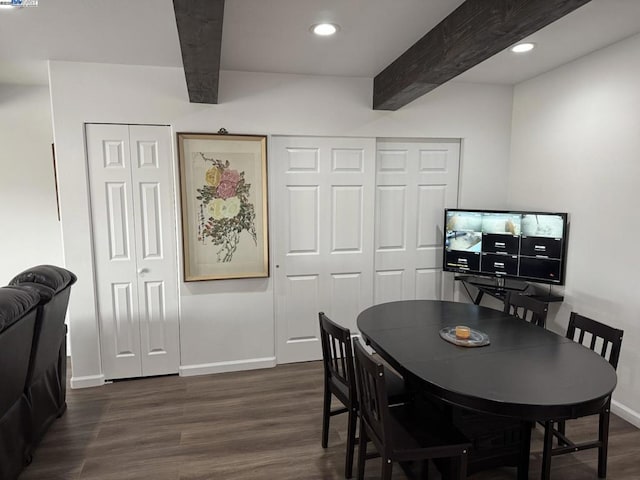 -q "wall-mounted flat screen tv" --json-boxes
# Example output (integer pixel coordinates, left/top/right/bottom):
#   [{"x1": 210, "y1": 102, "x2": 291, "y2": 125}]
[{"x1": 443, "y1": 209, "x2": 569, "y2": 285}]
